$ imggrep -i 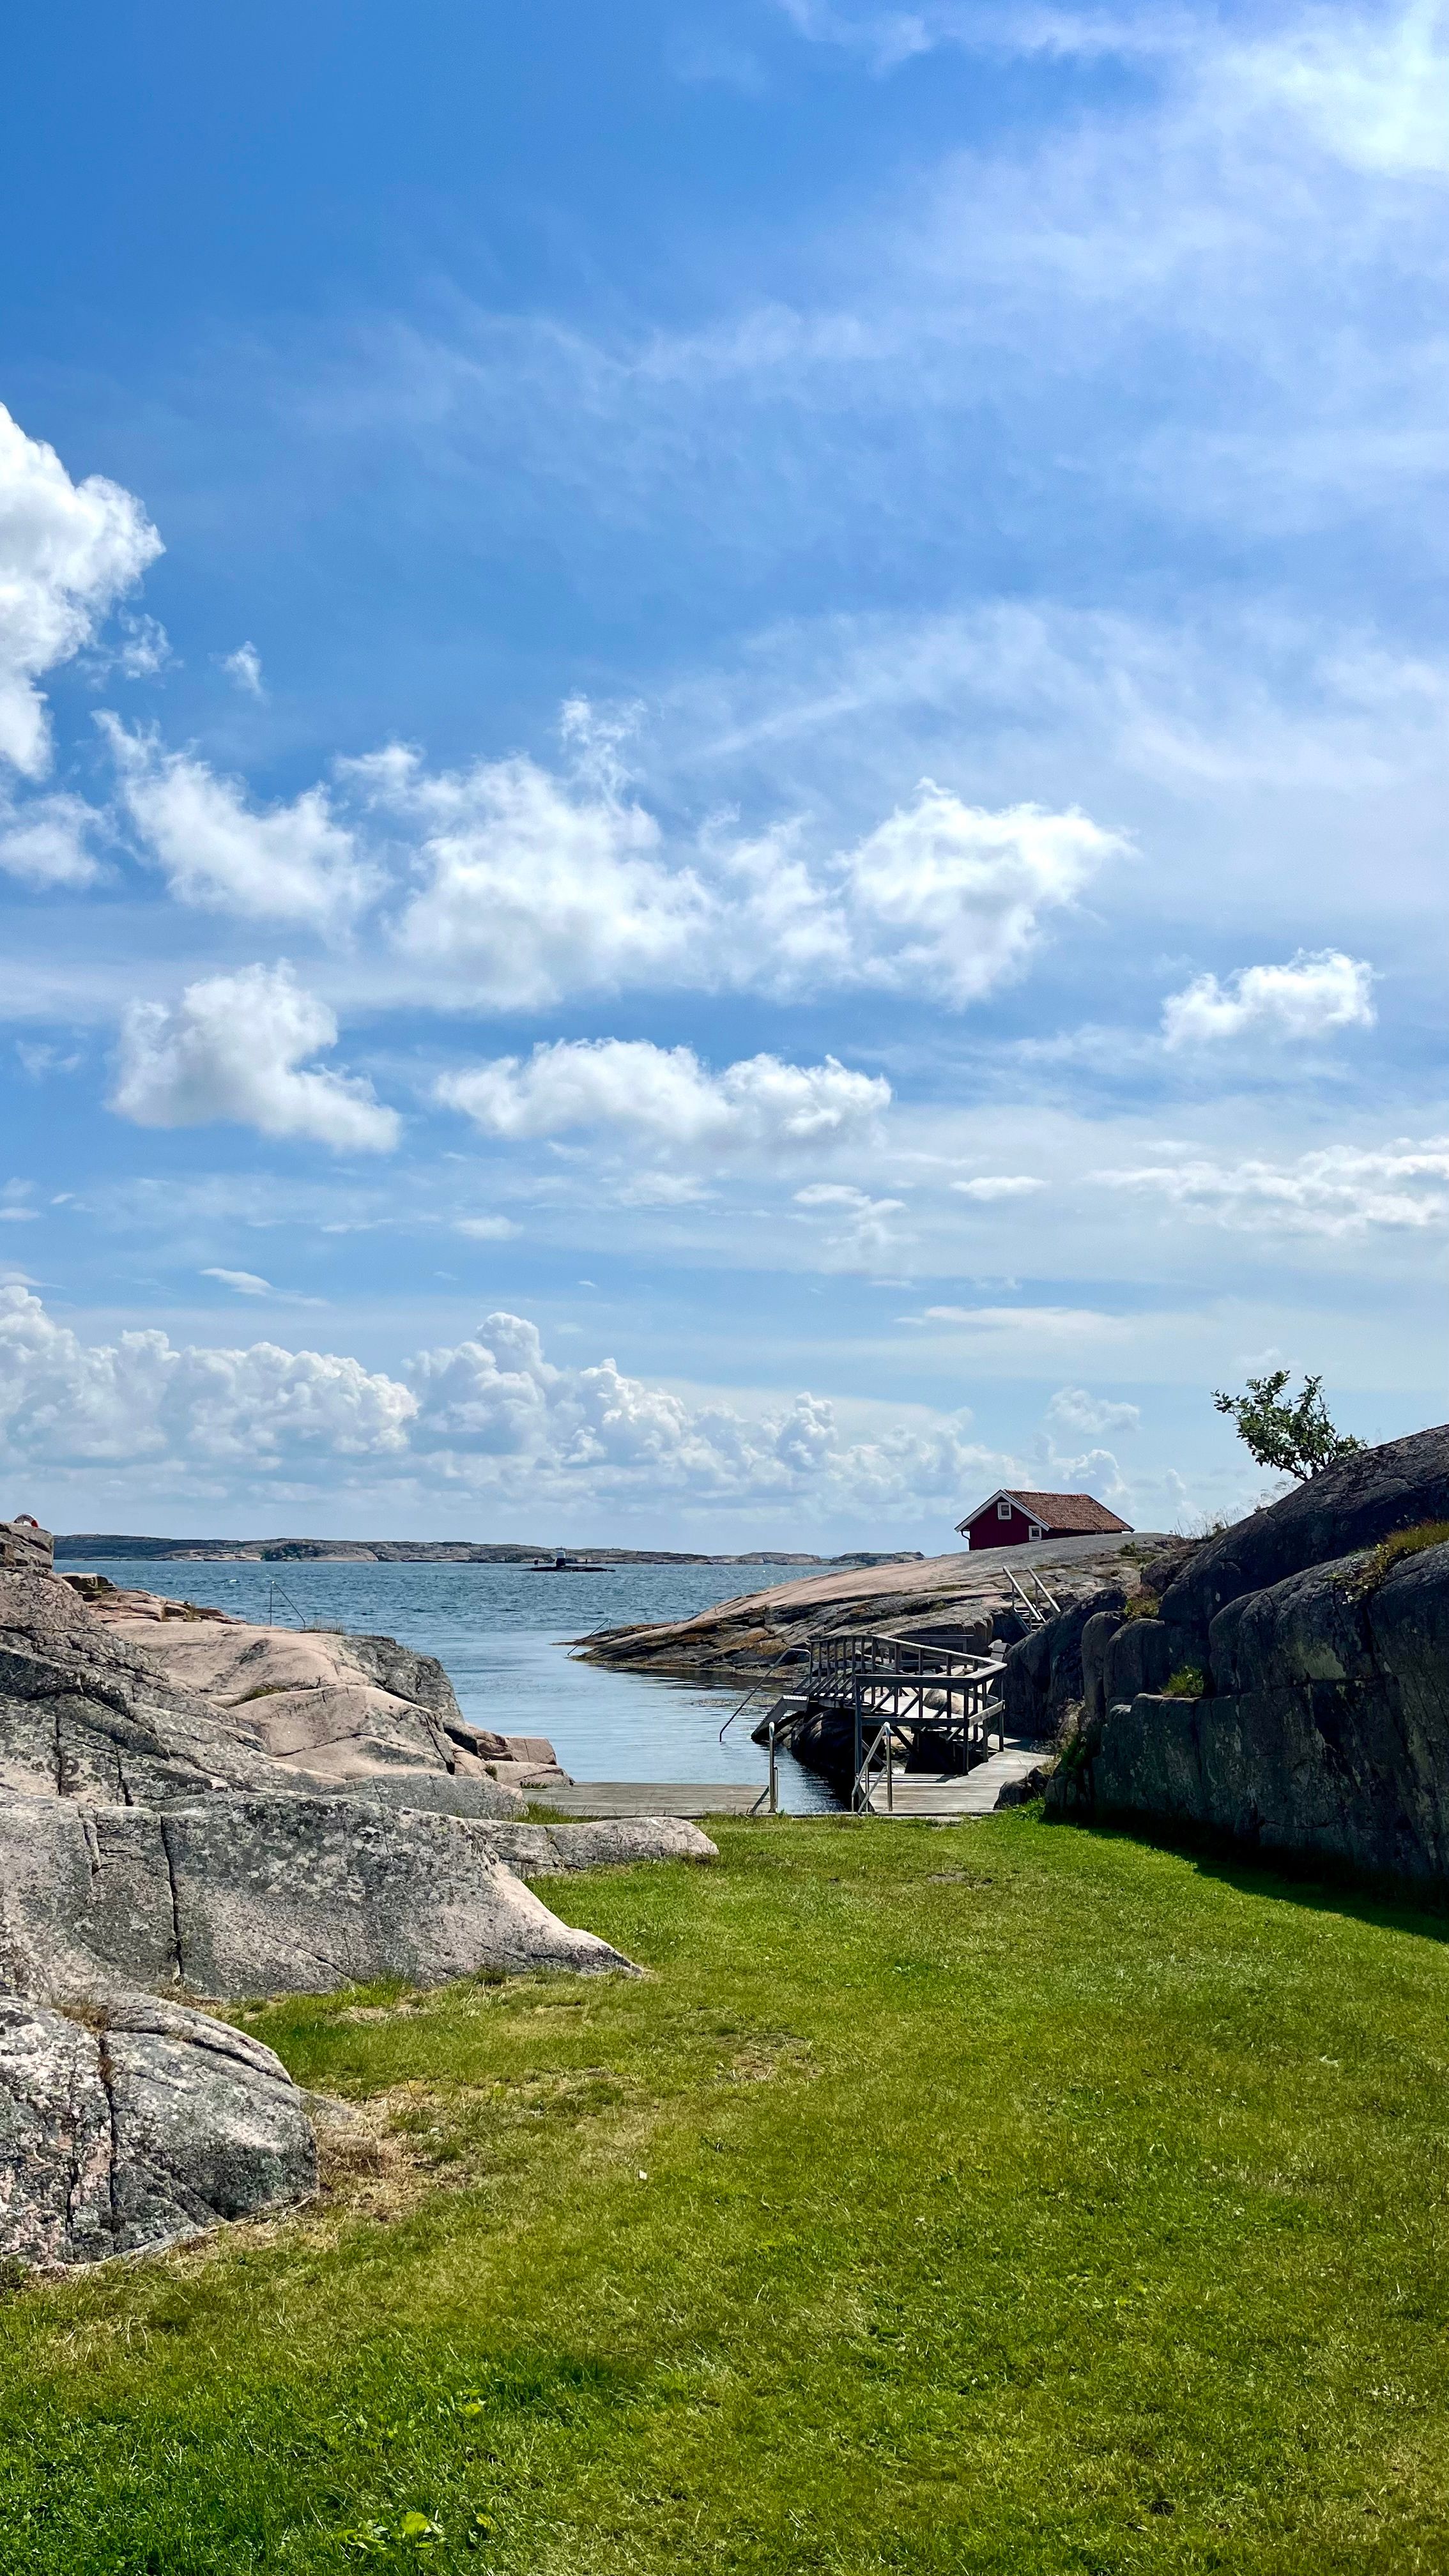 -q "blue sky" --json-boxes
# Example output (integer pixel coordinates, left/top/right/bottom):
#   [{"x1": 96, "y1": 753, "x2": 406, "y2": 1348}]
[{"x1": 1, "y1": 0, "x2": 1445, "y2": 1545}]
